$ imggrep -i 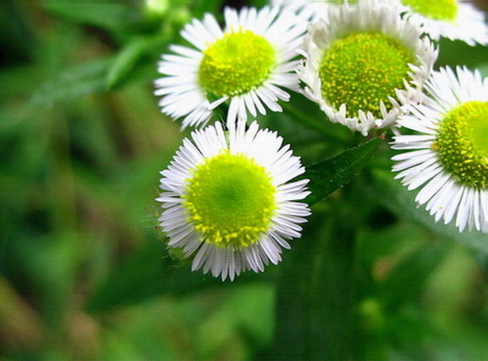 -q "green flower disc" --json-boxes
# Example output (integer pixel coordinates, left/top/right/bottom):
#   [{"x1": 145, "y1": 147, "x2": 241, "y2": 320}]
[
  {"x1": 402, "y1": 0, "x2": 458, "y2": 22},
  {"x1": 183, "y1": 150, "x2": 277, "y2": 249},
  {"x1": 198, "y1": 30, "x2": 276, "y2": 98},
  {"x1": 434, "y1": 101, "x2": 488, "y2": 189},
  {"x1": 319, "y1": 32, "x2": 415, "y2": 119}
]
